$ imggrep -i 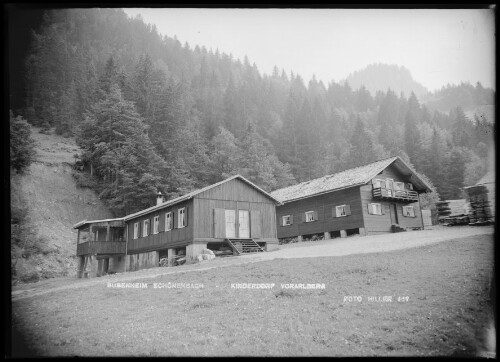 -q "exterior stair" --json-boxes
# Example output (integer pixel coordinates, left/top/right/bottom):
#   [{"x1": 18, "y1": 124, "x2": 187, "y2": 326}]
[
  {"x1": 225, "y1": 239, "x2": 265, "y2": 255},
  {"x1": 391, "y1": 224, "x2": 407, "y2": 233}
]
